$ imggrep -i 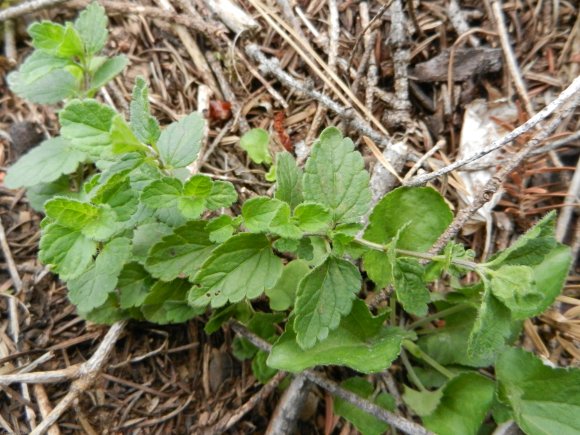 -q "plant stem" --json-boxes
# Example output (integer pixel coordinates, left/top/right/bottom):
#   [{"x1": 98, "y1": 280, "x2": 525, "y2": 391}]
[
  {"x1": 403, "y1": 341, "x2": 454, "y2": 380},
  {"x1": 400, "y1": 349, "x2": 427, "y2": 392},
  {"x1": 407, "y1": 303, "x2": 471, "y2": 330}
]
